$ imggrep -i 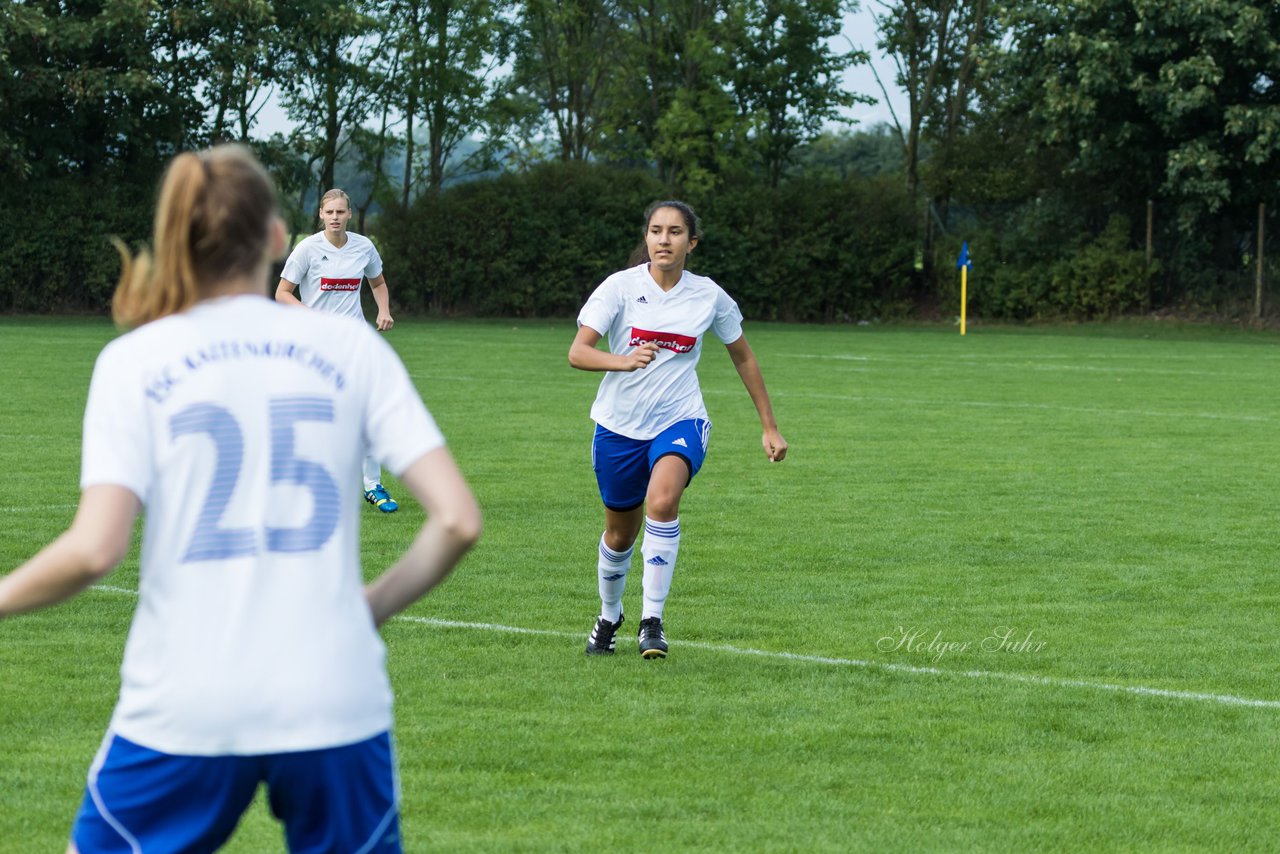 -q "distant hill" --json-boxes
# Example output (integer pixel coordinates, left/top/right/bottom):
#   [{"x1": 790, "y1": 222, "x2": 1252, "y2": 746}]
[{"x1": 329, "y1": 136, "x2": 497, "y2": 216}]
